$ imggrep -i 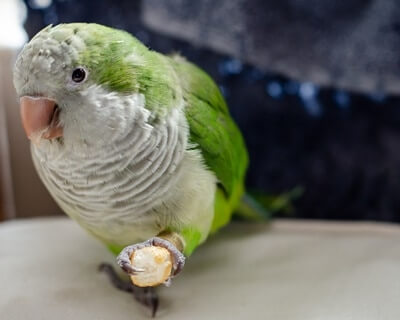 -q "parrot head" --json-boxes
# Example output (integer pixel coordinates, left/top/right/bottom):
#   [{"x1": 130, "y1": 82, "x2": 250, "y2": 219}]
[{"x1": 13, "y1": 23, "x2": 150, "y2": 148}]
